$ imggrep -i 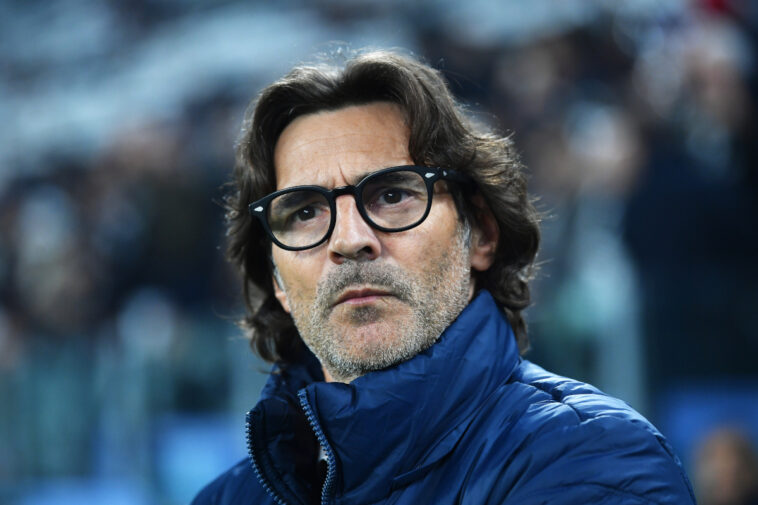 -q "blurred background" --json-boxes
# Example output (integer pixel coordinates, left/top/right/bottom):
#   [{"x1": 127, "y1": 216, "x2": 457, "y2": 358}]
[{"x1": 1, "y1": 0, "x2": 757, "y2": 504}]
